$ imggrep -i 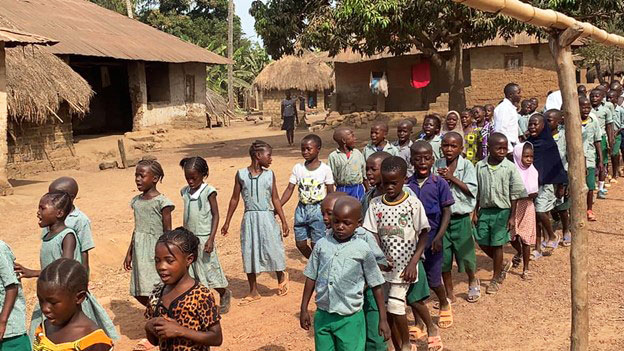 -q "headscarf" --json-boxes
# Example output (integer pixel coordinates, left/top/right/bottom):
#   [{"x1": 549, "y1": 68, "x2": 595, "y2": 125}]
[
  {"x1": 513, "y1": 142, "x2": 539, "y2": 194},
  {"x1": 526, "y1": 116, "x2": 568, "y2": 185},
  {"x1": 441, "y1": 111, "x2": 464, "y2": 138}
]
